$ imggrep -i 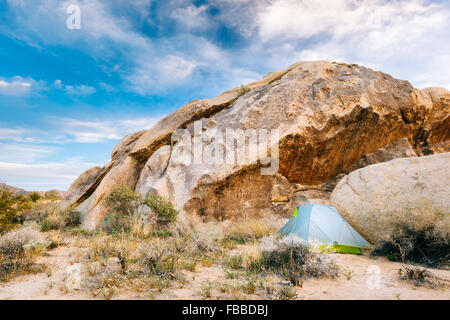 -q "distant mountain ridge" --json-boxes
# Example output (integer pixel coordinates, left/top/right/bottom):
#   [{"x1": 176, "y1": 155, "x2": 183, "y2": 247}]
[
  {"x1": 0, "y1": 183, "x2": 29, "y2": 195},
  {"x1": 0, "y1": 182, "x2": 66, "y2": 197}
]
